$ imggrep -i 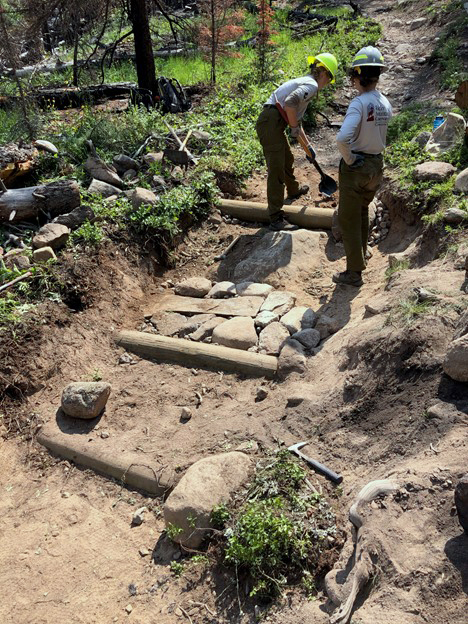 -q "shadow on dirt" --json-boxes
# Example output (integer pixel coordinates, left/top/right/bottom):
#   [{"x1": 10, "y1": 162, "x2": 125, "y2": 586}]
[
  {"x1": 55, "y1": 407, "x2": 103, "y2": 434},
  {"x1": 444, "y1": 534, "x2": 468, "y2": 594}
]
